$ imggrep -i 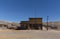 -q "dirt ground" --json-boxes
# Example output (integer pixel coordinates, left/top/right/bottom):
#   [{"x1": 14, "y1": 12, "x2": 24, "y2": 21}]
[{"x1": 0, "y1": 29, "x2": 60, "y2": 39}]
